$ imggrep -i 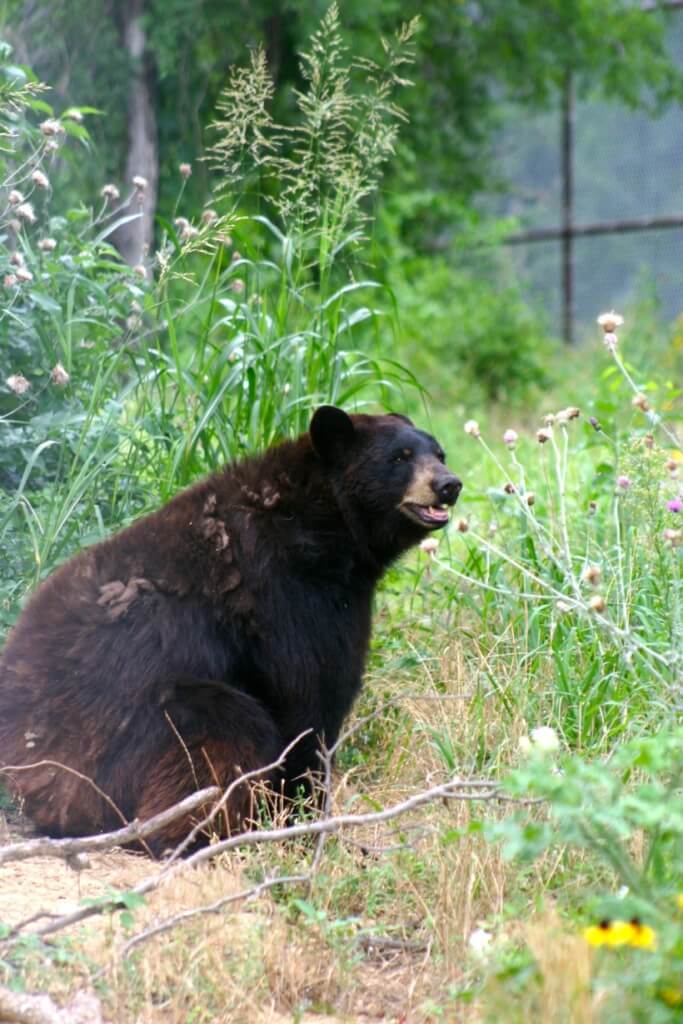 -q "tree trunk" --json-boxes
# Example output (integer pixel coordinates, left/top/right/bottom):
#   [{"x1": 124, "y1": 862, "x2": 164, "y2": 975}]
[{"x1": 113, "y1": 0, "x2": 158, "y2": 267}]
